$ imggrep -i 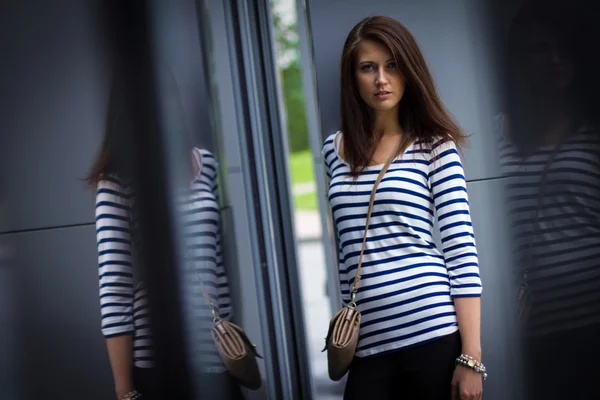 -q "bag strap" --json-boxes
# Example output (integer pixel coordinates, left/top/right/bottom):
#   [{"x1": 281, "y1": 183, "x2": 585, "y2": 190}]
[
  {"x1": 349, "y1": 147, "x2": 398, "y2": 303},
  {"x1": 198, "y1": 278, "x2": 222, "y2": 322},
  {"x1": 523, "y1": 139, "x2": 566, "y2": 282}
]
